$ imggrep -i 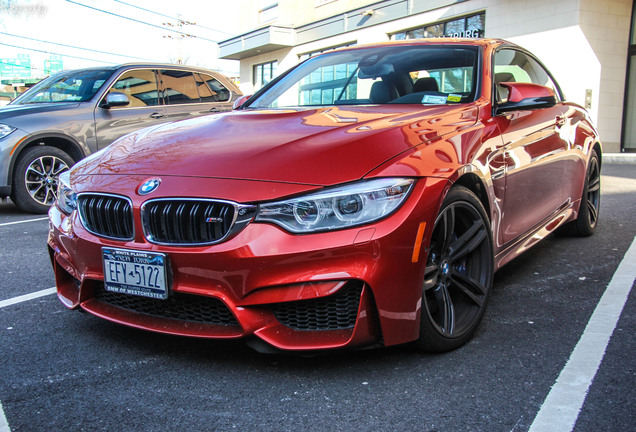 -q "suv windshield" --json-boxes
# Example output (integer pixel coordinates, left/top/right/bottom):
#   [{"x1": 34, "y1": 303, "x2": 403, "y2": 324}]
[
  {"x1": 249, "y1": 45, "x2": 479, "y2": 108},
  {"x1": 12, "y1": 69, "x2": 114, "y2": 104}
]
